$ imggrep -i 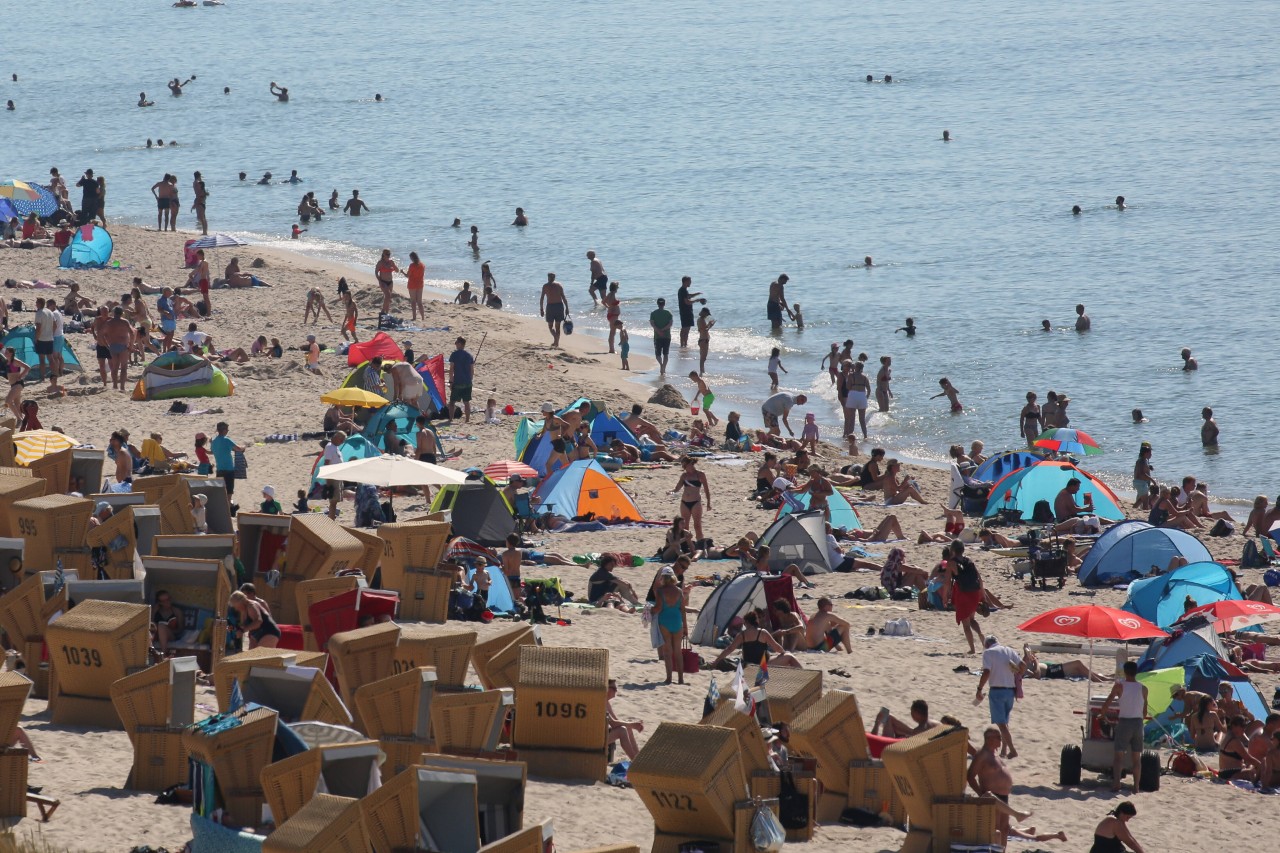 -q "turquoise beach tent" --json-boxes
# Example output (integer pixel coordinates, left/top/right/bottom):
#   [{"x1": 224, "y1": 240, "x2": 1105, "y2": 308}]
[
  {"x1": 1078, "y1": 523, "x2": 1212, "y2": 588},
  {"x1": 514, "y1": 417, "x2": 542, "y2": 458},
  {"x1": 361, "y1": 401, "x2": 445, "y2": 455},
  {"x1": 983, "y1": 461, "x2": 1124, "y2": 521},
  {"x1": 309, "y1": 434, "x2": 381, "y2": 492},
  {"x1": 473, "y1": 566, "x2": 515, "y2": 613},
  {"x1": 972, "y1": 450, "x2": 1044, "y2": 484},
  {"x1": 1123, "y1": 561, "x2": 1242, "y2": 628},
  {"x1": 531, "y1": 459, "x2": 642, "y2": 521},
  {"x1": 1, "y1": 324, "x2": 83, "y2": 381},
  {"x1": 779, "y1": 488, "x2": 862, "y2": 531},
  {"x1": 58, "y1": 224, "x2": 113, "y2": 269}
]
